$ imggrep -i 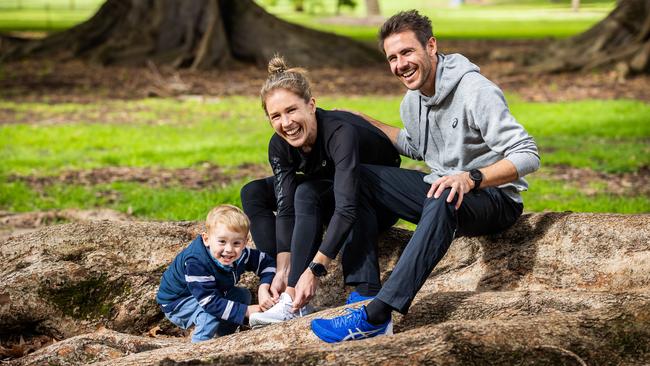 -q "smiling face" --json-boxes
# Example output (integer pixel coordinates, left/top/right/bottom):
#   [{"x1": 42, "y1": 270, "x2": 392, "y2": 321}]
[
  {"x1": 265, "y1": 88, "x2": 318, "y2": 152},
  {"x1": 383, "y1": 30, "x2": 438, "y2": 96},
  {"x1": 203, "y1": 224, "x2": 247, "y2": 267}
]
